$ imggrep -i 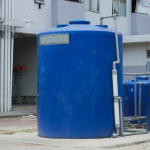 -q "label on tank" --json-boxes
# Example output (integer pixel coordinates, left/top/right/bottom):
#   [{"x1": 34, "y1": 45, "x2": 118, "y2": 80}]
[{"x1": 40, "y1": 34, "x2": 69, "y2": 45}]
